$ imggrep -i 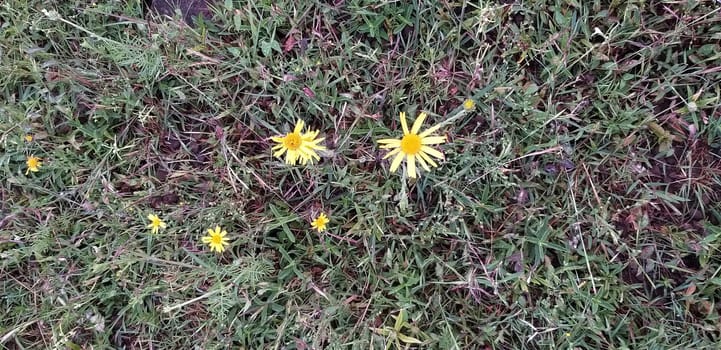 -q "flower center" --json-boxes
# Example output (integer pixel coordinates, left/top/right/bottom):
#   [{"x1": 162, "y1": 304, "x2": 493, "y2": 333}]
[
  {"x1": 28, "y1": 158, "x2": 39, "y2": 167},
  {"x1": 211, "y1": 235, "x2": 222, "y2": 244},
  {"x1": 283, "y1": 133, "x2": 302, "y2": 150},
  {"x1": 400, "y1": 134, "x2": 422, "y2": 155}
]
